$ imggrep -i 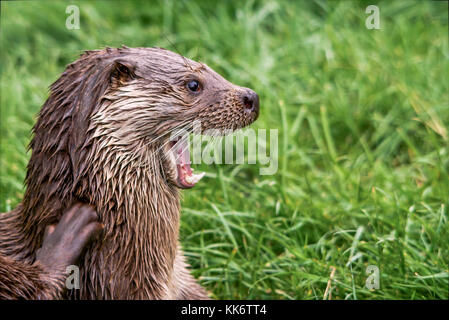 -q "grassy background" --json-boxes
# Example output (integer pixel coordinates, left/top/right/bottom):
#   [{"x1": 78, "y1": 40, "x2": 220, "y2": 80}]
[{"x1": 1, "y1": 0, "x2": 448, "y2": 299}]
